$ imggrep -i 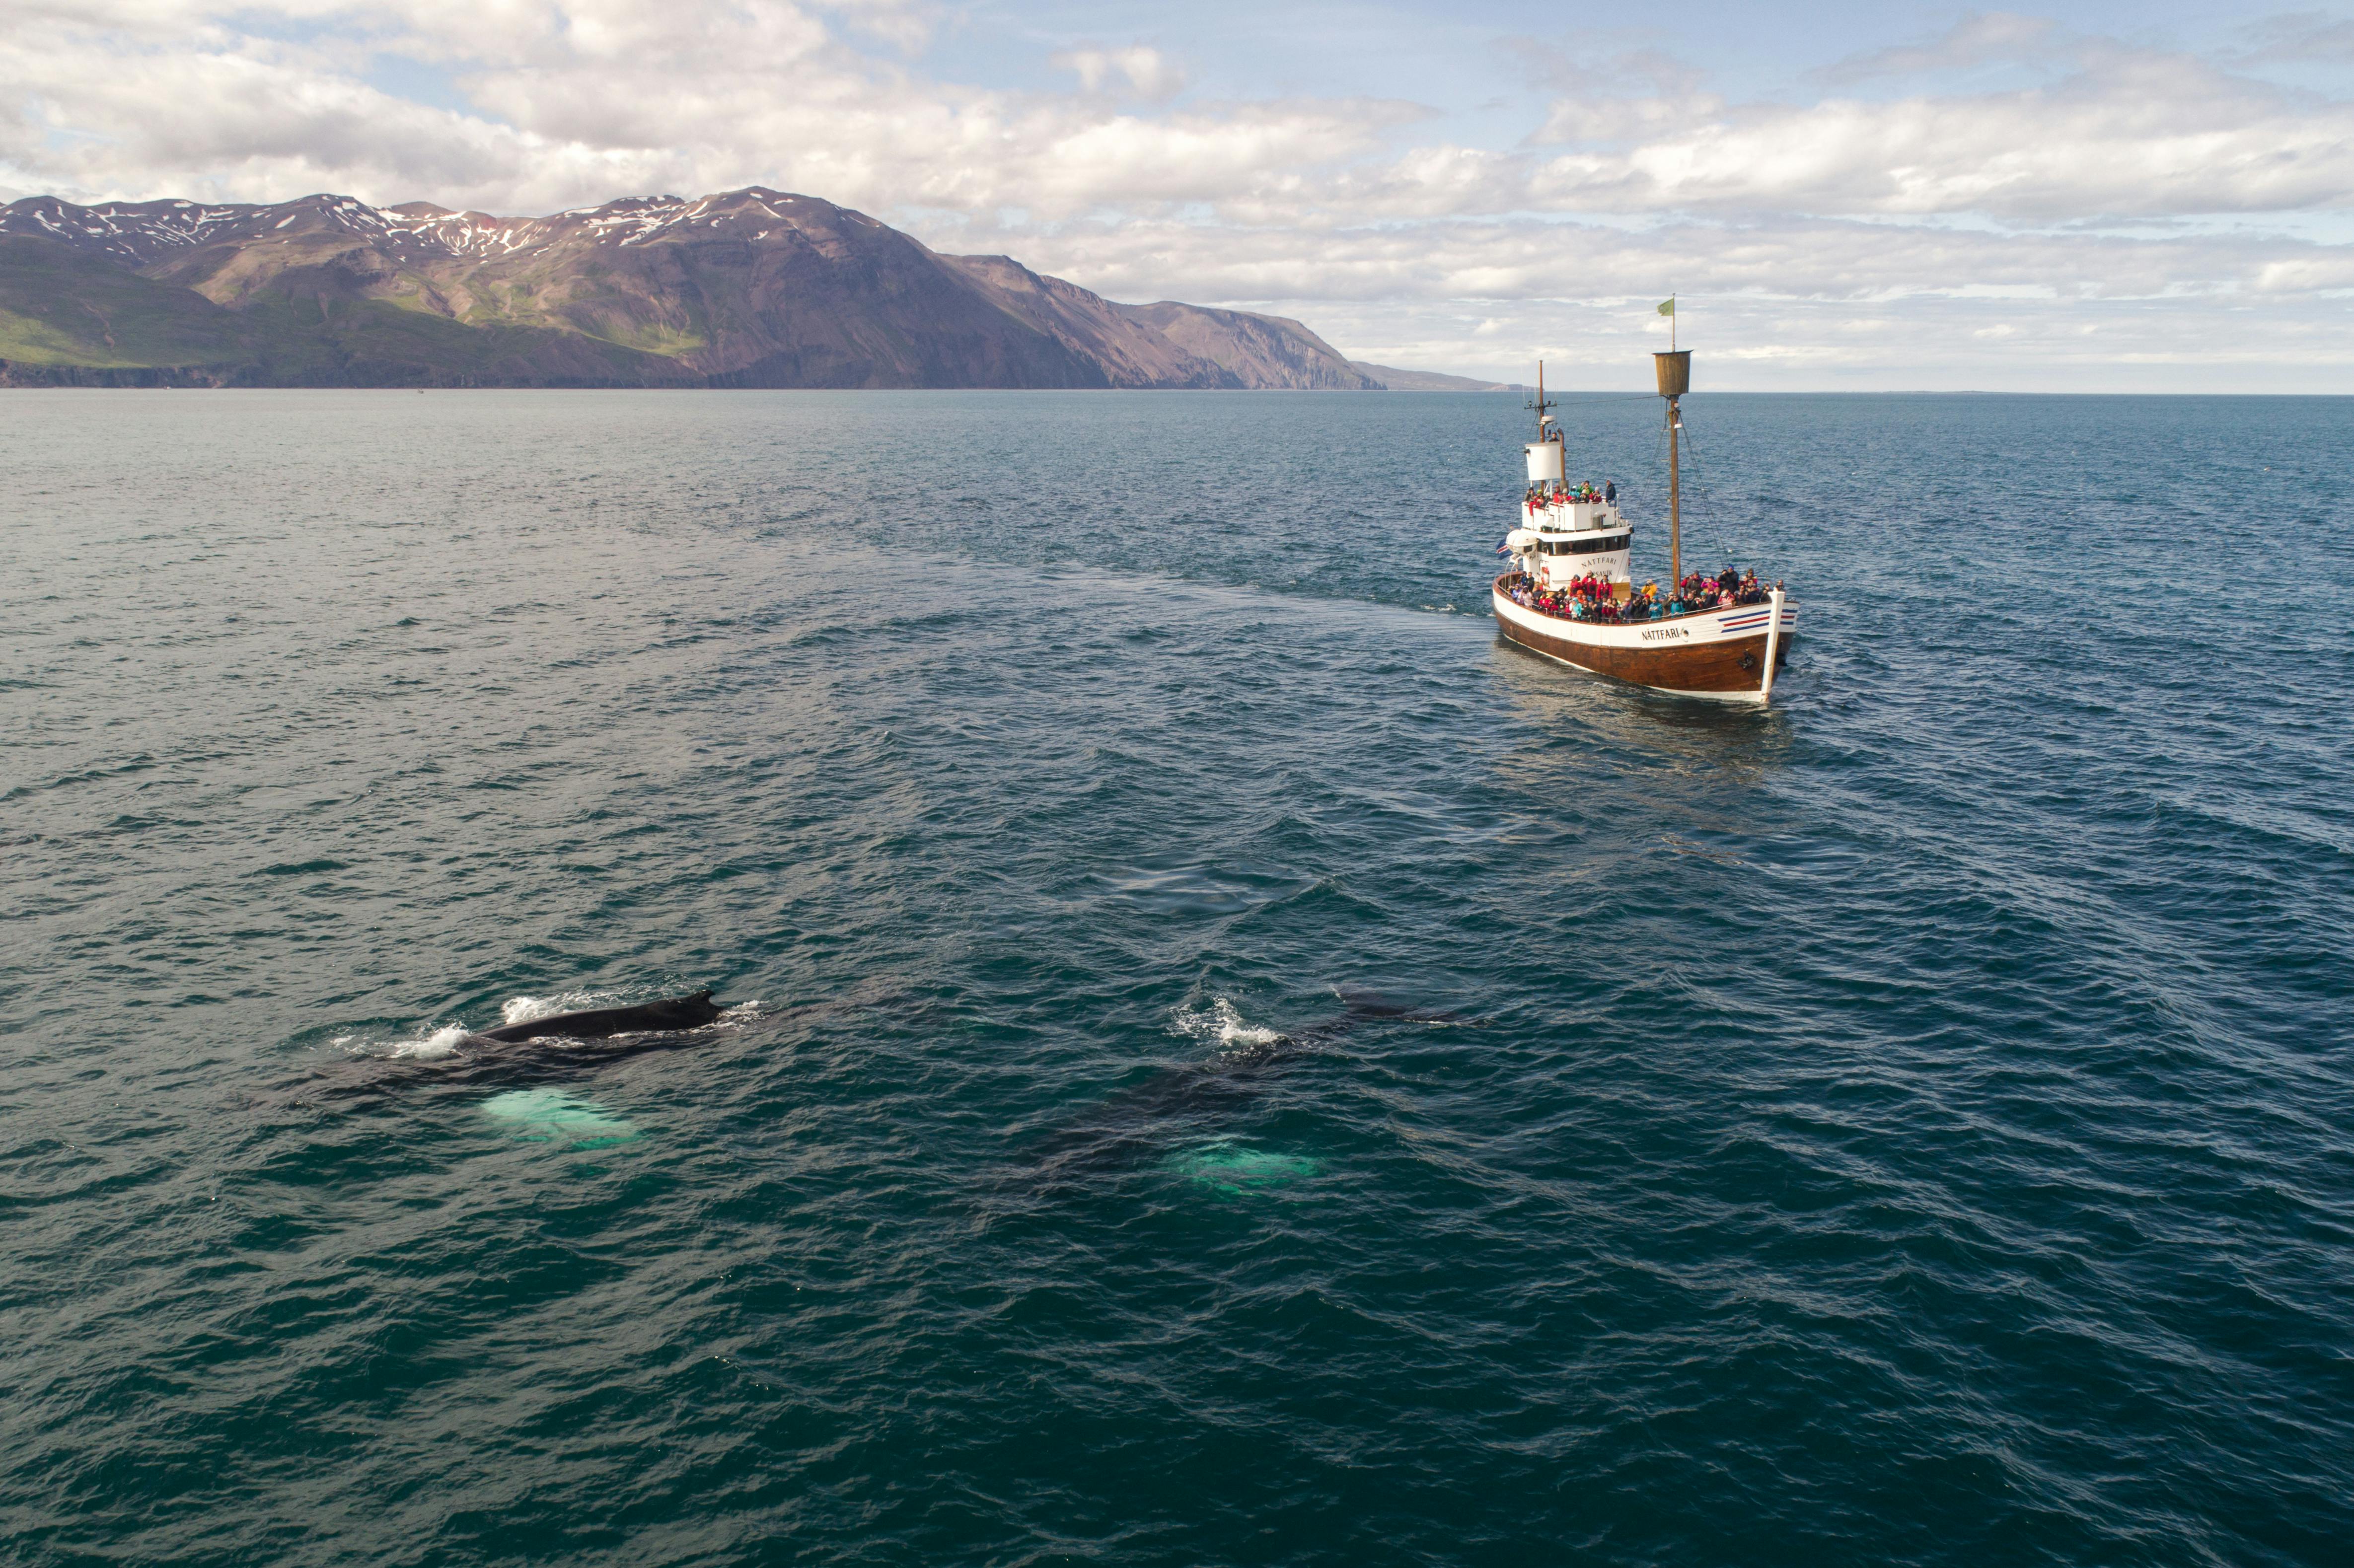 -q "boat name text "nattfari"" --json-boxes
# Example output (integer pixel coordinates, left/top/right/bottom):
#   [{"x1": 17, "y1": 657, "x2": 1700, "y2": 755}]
[{"x1": 1639, "y1": 627, "x2": 1691, "y2": 642}]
